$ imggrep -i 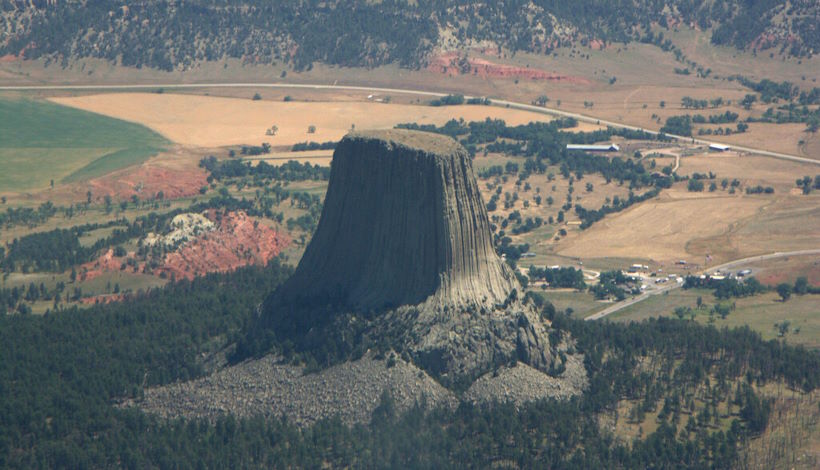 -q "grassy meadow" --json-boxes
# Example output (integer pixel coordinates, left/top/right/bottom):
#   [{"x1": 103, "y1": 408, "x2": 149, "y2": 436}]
[
  {"x1": 611, "y1": 288, "x2": 820, "y2": 349},
  {"x1": 0, "y1": 96, "x2": 168, "y2": 191}
]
